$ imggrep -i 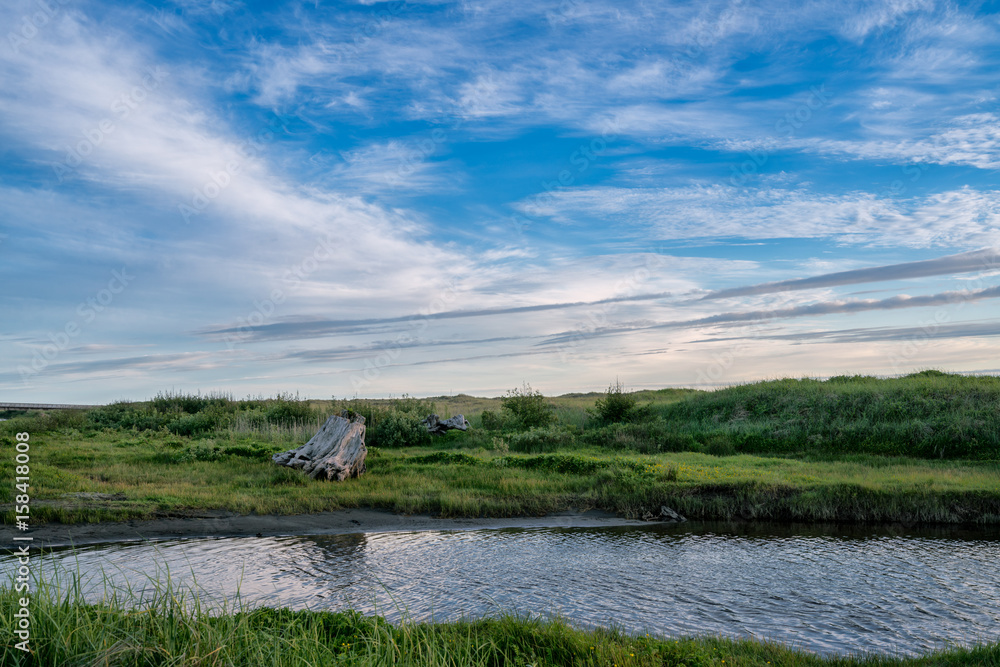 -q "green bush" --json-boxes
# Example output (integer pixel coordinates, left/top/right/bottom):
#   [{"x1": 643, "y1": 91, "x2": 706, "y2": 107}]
[
  {"x1": 173, "y1": 439, "x2": 281, "y2": 463},
  {"x1": 334, "y1": 395, "x2": 436, "y2": 447},
  {"x1": 84, "y1": 392, "x2": 319, "y2": 437},
  {"x1": 583, "y1": 419, "x2": 696, "y2": 453},
  {"x1": 507, "y1": 426, "x2": 573, "y2": 453},
  {"x1": 588, "y1": 379, "x2": 645, "y2": 424},
  {"x1": 174, "y1": 444, "x2": 222, "y2": 463},
  {"x1": 479, "y1": 410, "x2": 509, "y2": 431},
  {"x1": 167, "y1": 405, "x2": 234, "y2": 437},
  {"x1": 150, "y1": 390, "x2": 232, "y2": 414},
  {"x1": 368, "y1": 409, "x2": 432, "y2": 448},
  {"x1": 500, "y1": 383, "x2": 556, "y2": 430},
  {"x1": 86, "y1": 402, "x2": 167, "y2": 432},
  {"x1": 264, "y1": 395, "x2": 314, "y2": 425},
  {"x1": 220, "y1": 441, "x2": 283, "y2": 460}
]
